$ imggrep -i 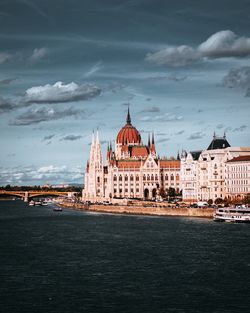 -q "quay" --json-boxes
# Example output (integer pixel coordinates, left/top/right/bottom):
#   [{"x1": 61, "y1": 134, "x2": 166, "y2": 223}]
[{"x1": 60, "y1": 201, "x2": 215, "y2": 218}]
